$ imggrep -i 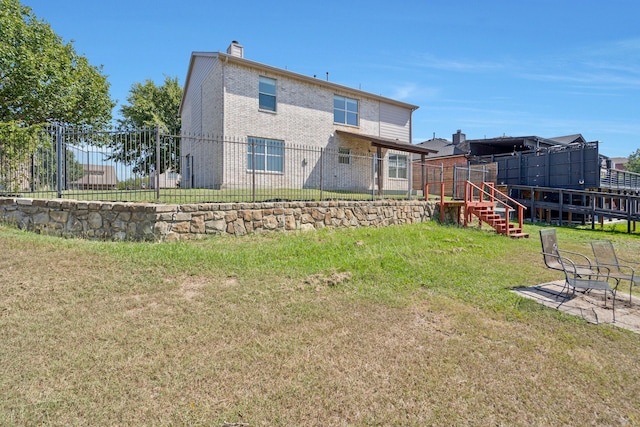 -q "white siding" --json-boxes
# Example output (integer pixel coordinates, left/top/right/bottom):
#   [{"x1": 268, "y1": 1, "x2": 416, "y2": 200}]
[
  {"x1": 379, "y1": 103, "x2": 411, "y2": 141},
  {"x1": 182, "y1": 55, "x2": 217, "y2": 135},
  {"x1": 181, "y1": 56, "x2": 225, "y2": 188}
]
